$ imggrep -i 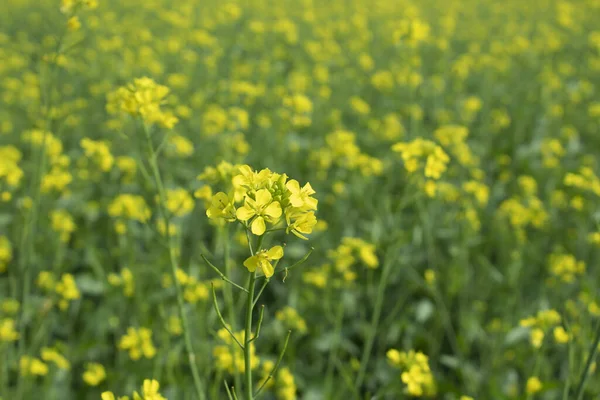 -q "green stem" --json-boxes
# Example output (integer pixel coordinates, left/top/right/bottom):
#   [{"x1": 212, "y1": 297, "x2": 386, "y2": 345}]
[
  {"x1": 574, "y1": 319, "x2": 600, "y2": 400},
  {"x1": 254, "y1": 330, "x2": 292, "y2": 398},
  {"x1": 325, "y1": 300, "x2": 345, "y2": 397},
  {"x1": 222, "y1": 225, "x2": 242, "y2": 393},
  {"x1": 243, "y1": 234, "x2": 264, "y2": 400},
  {"x1": 143, "y1": 124, "x2": 206, "y2": 400},
  {"x1": 244, "y1": 271, "x2": 257, "y2": 400},
  {"x1": 354, "y1": 247, "x2": 398, "y2": 391}
]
